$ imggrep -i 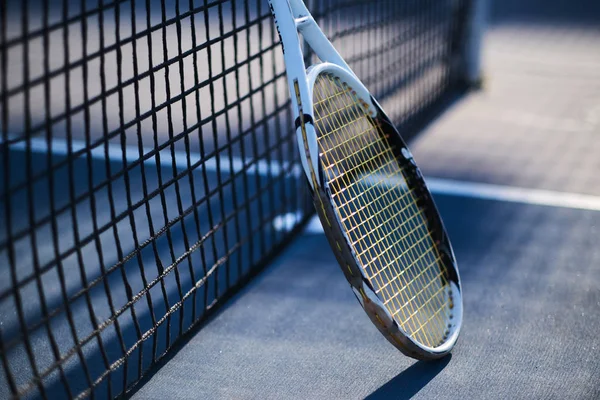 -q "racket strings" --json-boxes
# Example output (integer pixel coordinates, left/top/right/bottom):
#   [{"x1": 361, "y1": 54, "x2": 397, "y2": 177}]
[
  {"x1": 315, "y1": 85, "x2": 447, "y2": 346},
  {"x1": 314, "y1": 90, "x2": 440, "y2": 344},
  {"x1": 312, "y1": 73, "x2": 450, "y2": 347}
]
